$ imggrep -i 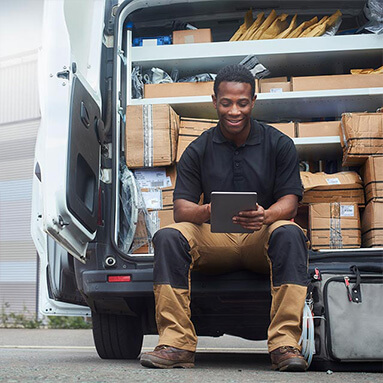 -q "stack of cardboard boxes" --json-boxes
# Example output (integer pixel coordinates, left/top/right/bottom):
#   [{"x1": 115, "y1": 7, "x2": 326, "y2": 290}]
[
  {"x1": 340, "y1": 112, "x2": 383, "y2": 166},
  {"x1": 301, "y1": 171, "x2": 364, "y2": 250},
  {"x1": 361, "y1": 156, "x2": 383, "y2": 247},
  {"x1": 124, "y1": 104, "x2": 383, "y2": 252},
  {"x1": 341, "y1": 112, "x2": 383, "y2": 248}
]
